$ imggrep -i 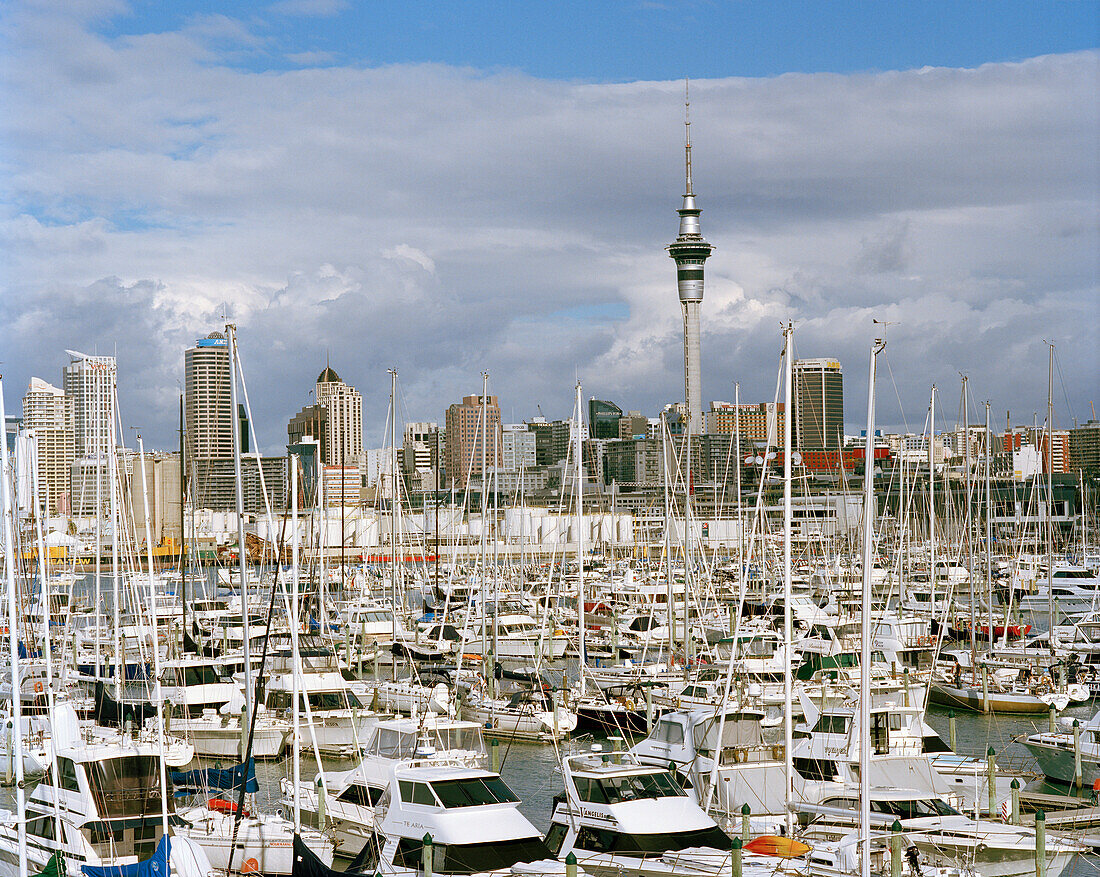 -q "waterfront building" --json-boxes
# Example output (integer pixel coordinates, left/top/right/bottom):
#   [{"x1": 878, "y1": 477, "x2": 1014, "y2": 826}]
[
  {"x1": 21, "y1": 378, "x2": 75, "y2": 516},
  {"x1": 526, "y1": 417, "x2": 571, "y2": 467},
  {"x1": 63, "y1": 350, "x2": 118, "y2": 516},
  {"x1": 445, "y1": 394, "x2": 502, "y2": 490},
  {"x1": 793, "y1": 358, "x2": 844, "y2": 451}
]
